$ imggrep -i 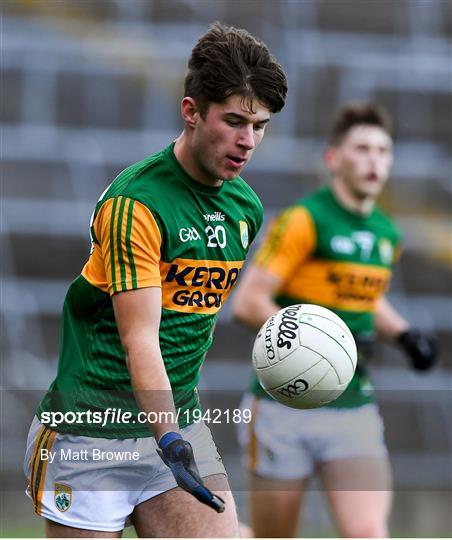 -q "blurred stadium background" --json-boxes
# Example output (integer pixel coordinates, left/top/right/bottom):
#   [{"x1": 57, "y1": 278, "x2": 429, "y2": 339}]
[{"x1": 1, "y1": 0, "x2": 451, "y2": 537}]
